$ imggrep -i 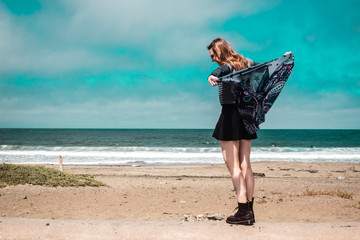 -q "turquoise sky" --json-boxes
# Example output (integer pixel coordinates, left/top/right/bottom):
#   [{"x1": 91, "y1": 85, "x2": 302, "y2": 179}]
[{"x1": 0, "y1": 0, "x2": 359, "y2": 129}]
